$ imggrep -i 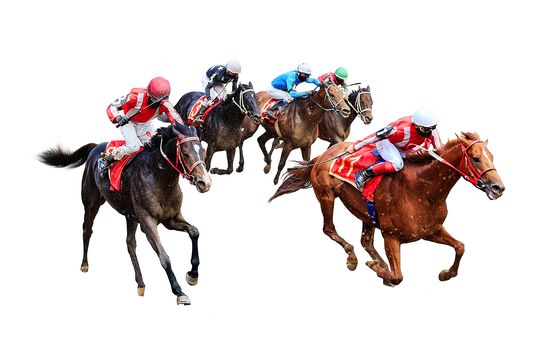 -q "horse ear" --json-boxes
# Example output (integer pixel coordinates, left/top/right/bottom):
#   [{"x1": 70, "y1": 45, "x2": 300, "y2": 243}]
[
  {"x1": 249, "y1": 81, "x2": 253, "y2": 88},
  {"x1": 484, "y1": 139, "x2": 488, "y2": 145},
  {"x1": 366, "y1": 85, "x2": 370, "y2": 91}
]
